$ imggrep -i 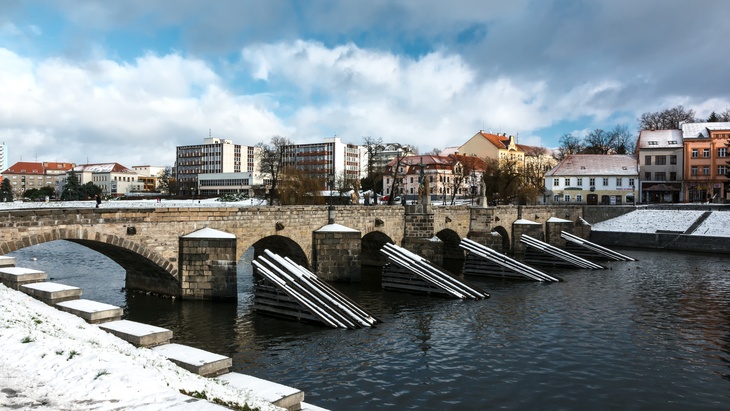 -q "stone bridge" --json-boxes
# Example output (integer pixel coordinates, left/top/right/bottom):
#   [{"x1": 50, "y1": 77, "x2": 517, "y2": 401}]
[{"x1": 0, "y1": 204, "x2": 611, "y2": 300}]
